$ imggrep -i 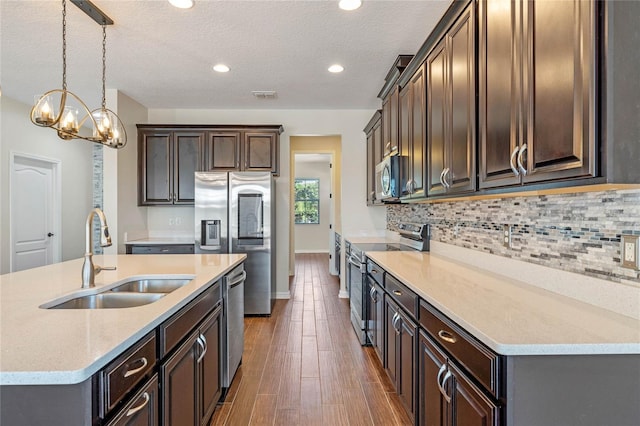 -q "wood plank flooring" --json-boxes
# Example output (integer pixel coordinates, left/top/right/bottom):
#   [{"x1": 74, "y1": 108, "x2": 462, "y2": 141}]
[{"x1": 210, "y1": 253, "x2": 412, "y2": 426}]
